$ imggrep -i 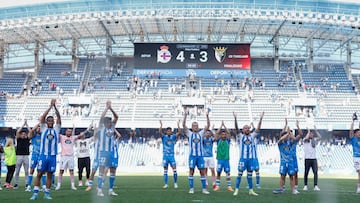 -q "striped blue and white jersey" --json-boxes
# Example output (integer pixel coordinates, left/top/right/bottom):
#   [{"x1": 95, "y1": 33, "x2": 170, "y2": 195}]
[
  {"x1": 162, "y1": 134, "x2": 177, "y2": 157},
  {"x1": 113, "y1": 138, "x2": 119, "y2": 159},
  {"x1": 39, "y1": 123, "x2": 61, "y2": 156},
  {"x1": 237, "y1": 132, "x2": 257, "y2": 159},
  {"x1": 185, "y1": 129, "x2": 205, "y2": 157},
  {"x1": 97, "y1": 124, "x2": 116, "y2": 153},
  {"x1": 203, "y1": 136, "x2": 214, "y2": 157},
  {"x1": 252, "y1": 135, "x2": 259, "y2": 159}
]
